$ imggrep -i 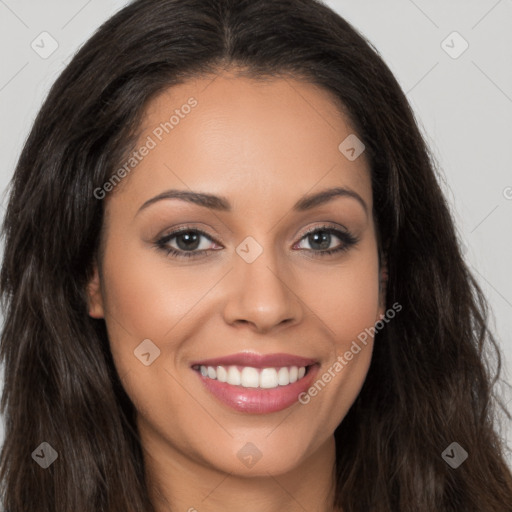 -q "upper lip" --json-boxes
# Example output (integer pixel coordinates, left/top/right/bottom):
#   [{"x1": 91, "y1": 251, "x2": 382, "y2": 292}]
[{"x1": 190, "y1": 352, "x2": 317, "y2": 369}]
